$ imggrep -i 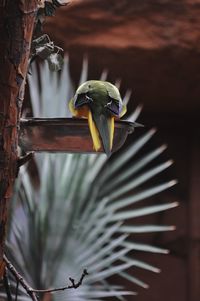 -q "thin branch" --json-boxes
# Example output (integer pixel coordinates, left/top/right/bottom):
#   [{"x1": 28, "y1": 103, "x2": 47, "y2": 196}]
[
  {"x1": 17, "y1": 152, "x2": 34, "y2": 168},
  {"x1": 3, "y1": 268, "x2": 13, "y2": 301},
  {"x1": 4, "y1": 254, "x2": 88, "y2": 300},
  {"x1": 54, "y1": 45, "x2": 64, "y2": 53},
  {"x1": 3, "y1": 255, "x2": 39, "y2": 301},
  {"x1": 31, "y1": 269, "x2": 88, "y2": 294},
  {"x1": 15, "y1": 281, "x2": 19, "y2": 301}
]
